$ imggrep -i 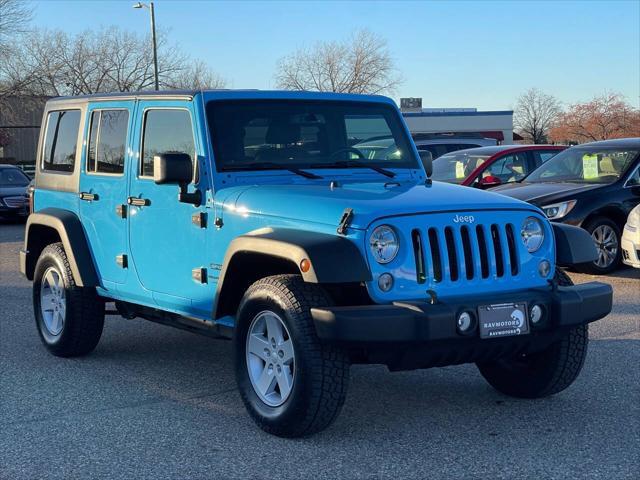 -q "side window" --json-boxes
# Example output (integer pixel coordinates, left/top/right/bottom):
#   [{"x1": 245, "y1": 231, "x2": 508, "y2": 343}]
[
  {"x1": 626, "y1": 165, "x2": 640, "y2": 187},
  {"x1": 532, "y1": 150, "x2": 560, "y2": 167},
  {"x1": 141, "y1": 109, "x2": 194, "y2": 178},
  {"x1": 484, "y1": 153, "x2": 528, "y2": 183},
  {"x1": 87, "y1": 110, "x2": 129, "y2": 174},
  {"x1": 42, "y1": 110, "x2": 81, "y2": 172}
]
